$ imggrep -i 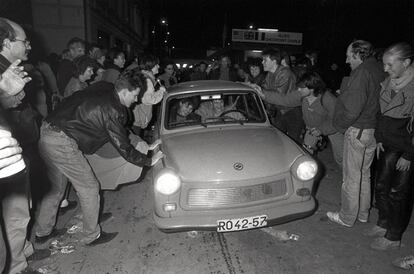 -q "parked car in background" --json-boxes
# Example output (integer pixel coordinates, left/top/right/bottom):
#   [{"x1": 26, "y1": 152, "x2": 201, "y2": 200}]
[{"x1": 152, "y1": 80, "x2": 318, "y2": 232}]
